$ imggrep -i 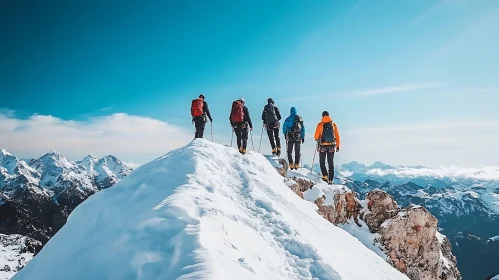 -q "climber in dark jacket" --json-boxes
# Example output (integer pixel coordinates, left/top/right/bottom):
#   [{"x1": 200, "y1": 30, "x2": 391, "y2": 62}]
[{"x1": 262, "y1": 98, "x2": 282, "y2": 156}]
